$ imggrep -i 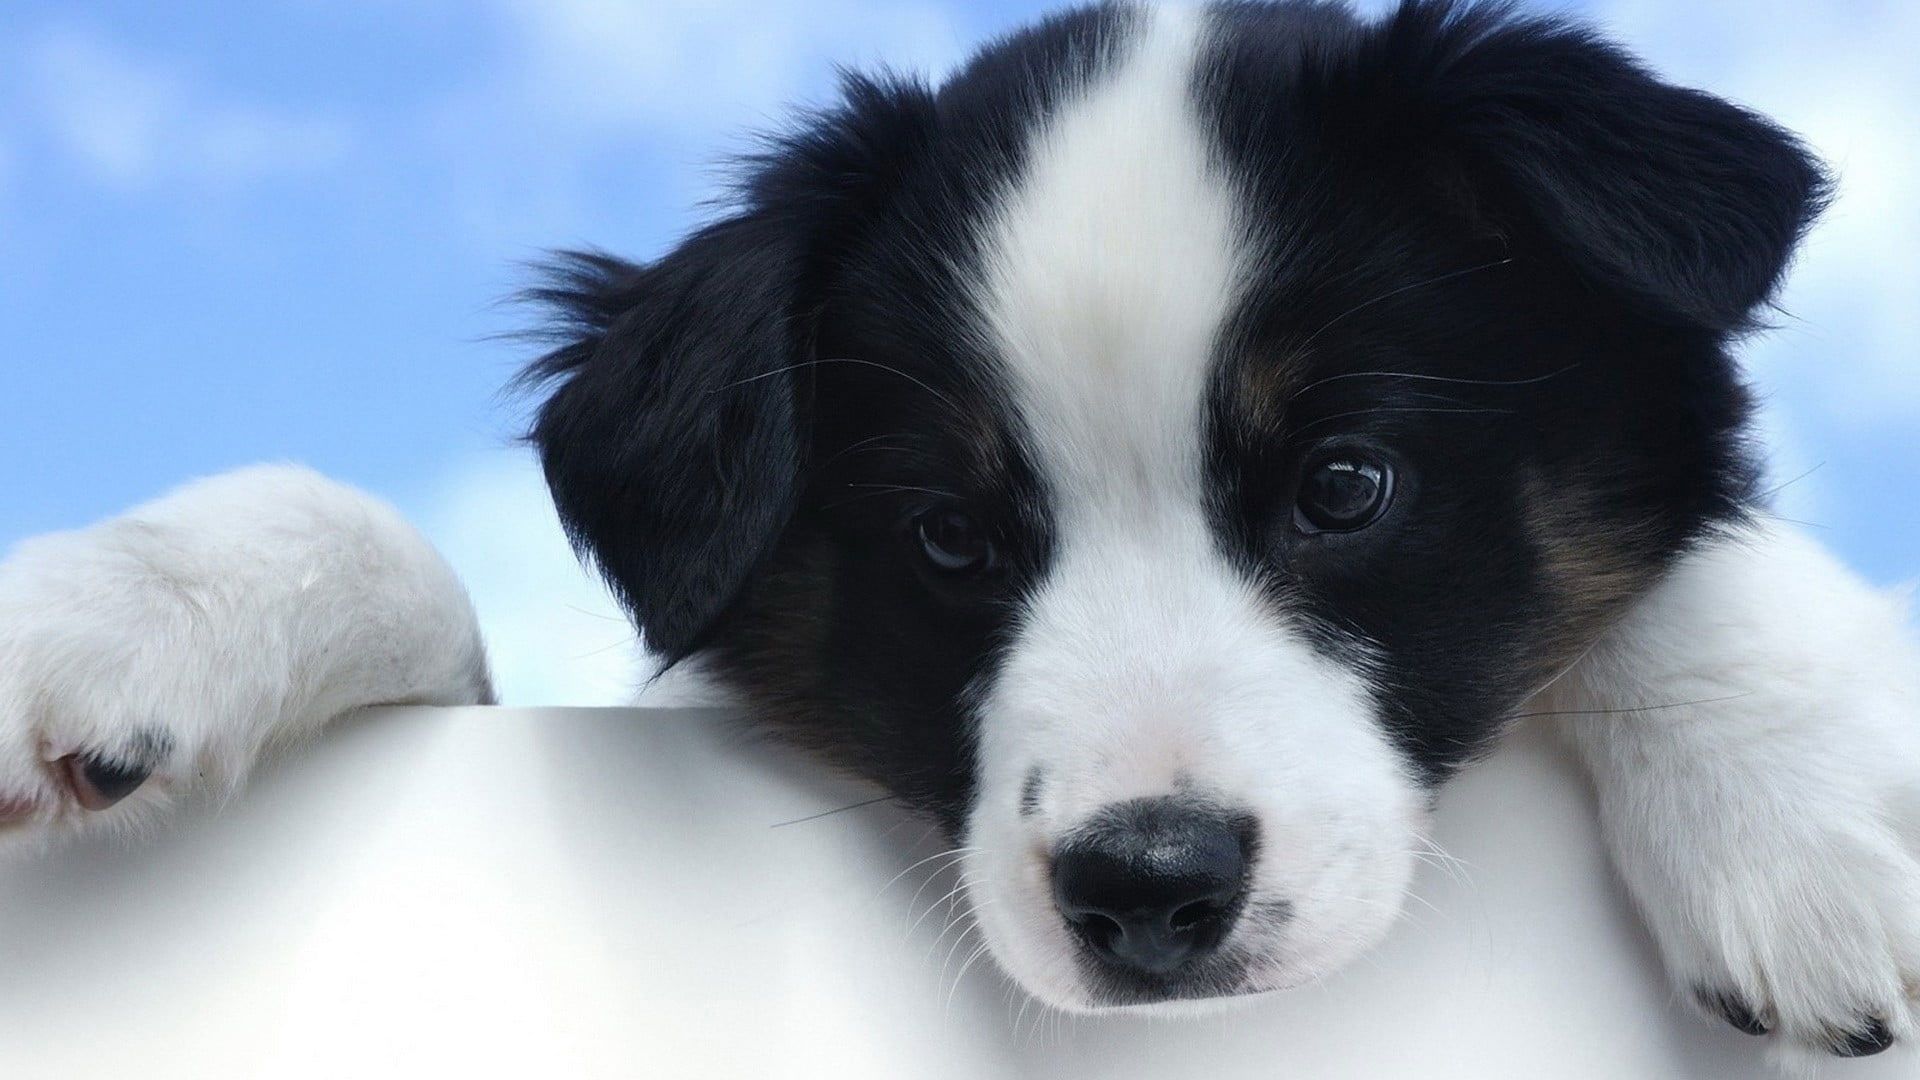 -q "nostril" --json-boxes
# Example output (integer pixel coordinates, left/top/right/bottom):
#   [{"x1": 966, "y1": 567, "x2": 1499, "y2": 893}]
[
  {"x1": 1066, "y1": 909, "x2": 1124, "y2": 950},
  {"x1": 1167, "y1": 895, "x2": 1227, "y2": 932}
]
